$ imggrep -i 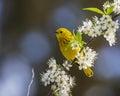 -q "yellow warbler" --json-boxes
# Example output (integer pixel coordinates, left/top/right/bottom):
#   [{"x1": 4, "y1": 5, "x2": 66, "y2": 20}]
[{"x1": 56, "y1": 28, "x2": 93, "y2": 77}]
